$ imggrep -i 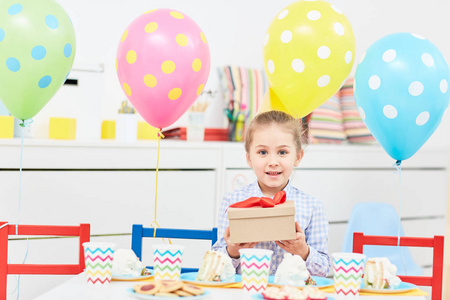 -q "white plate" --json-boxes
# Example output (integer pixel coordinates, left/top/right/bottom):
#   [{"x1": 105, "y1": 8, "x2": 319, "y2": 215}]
[
  {"x1": 126, "y1": 288, "x2": 211, "y2": 299},
  {"x1": 180, "y1": 272, "x2": 241, "y2": 286},
  {"x1": 268, "y1": 276, "x2": 334, "y2": 288},
  {"x1": 360, "y1": 281, "x2": 417, "y2": 294}
]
